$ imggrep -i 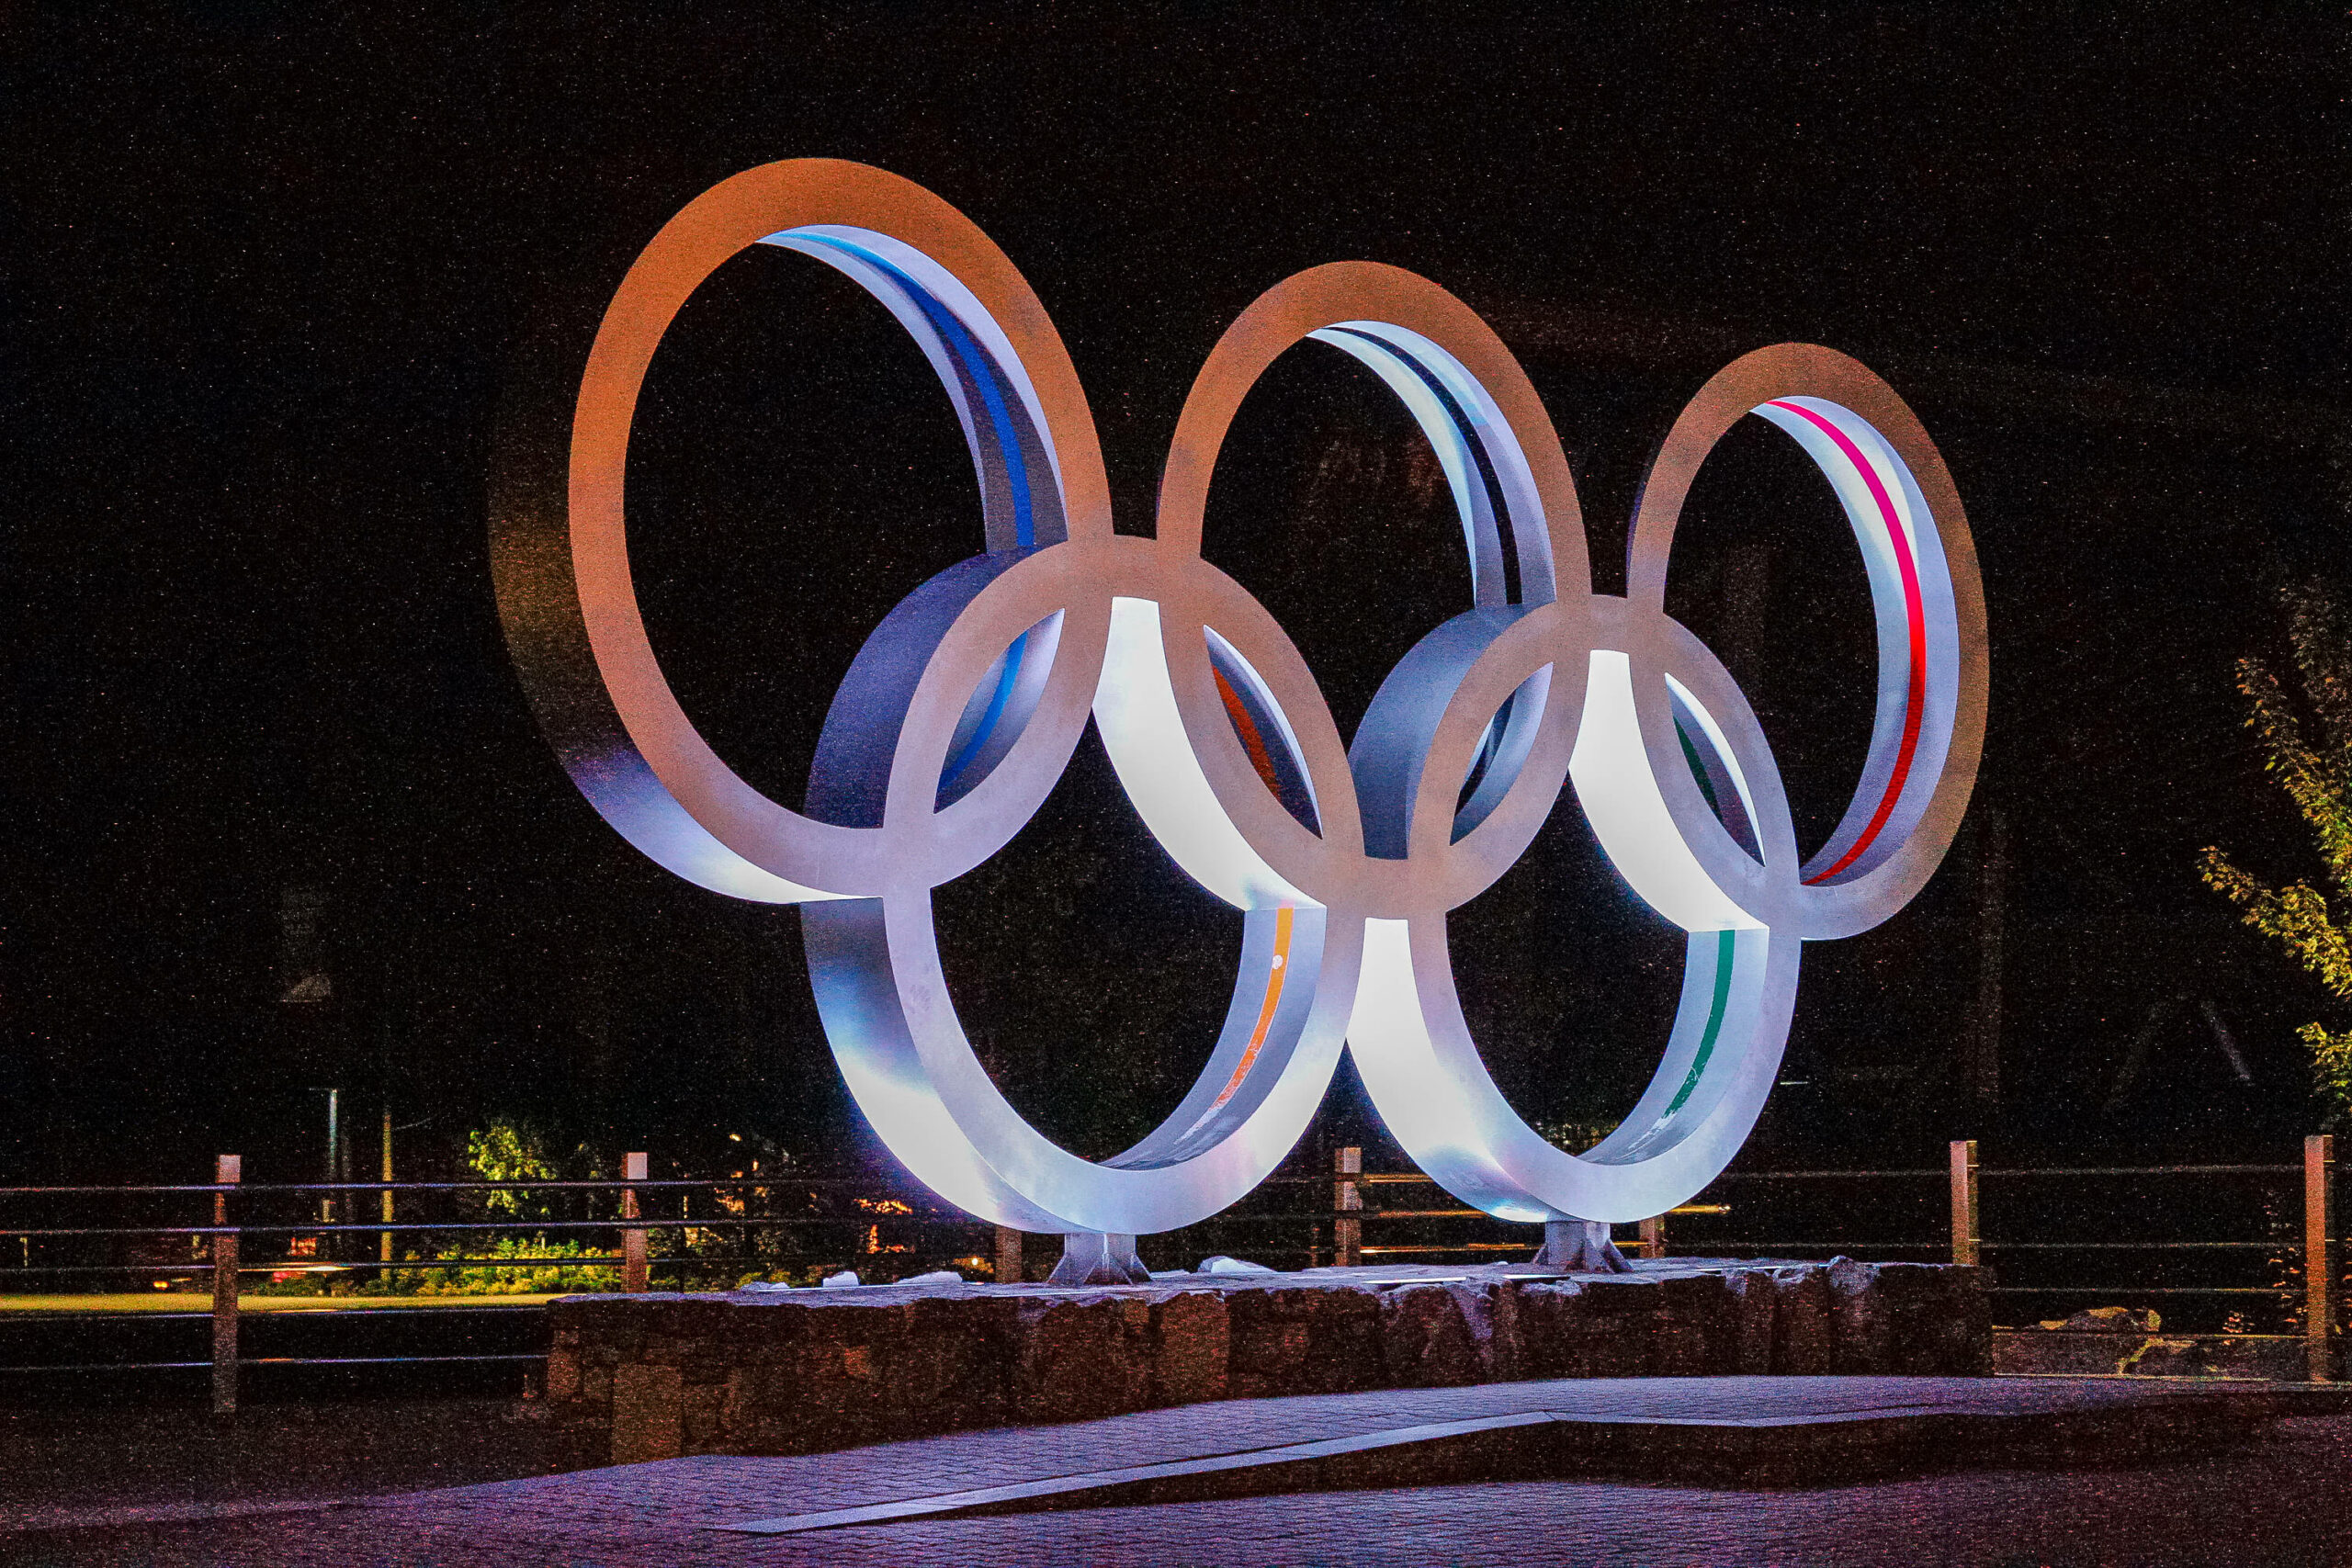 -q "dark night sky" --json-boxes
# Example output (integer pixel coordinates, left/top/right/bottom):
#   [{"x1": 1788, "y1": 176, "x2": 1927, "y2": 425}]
[{"x1": 4, "y1": 6, "x2": 2346, "y2": 1185}]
